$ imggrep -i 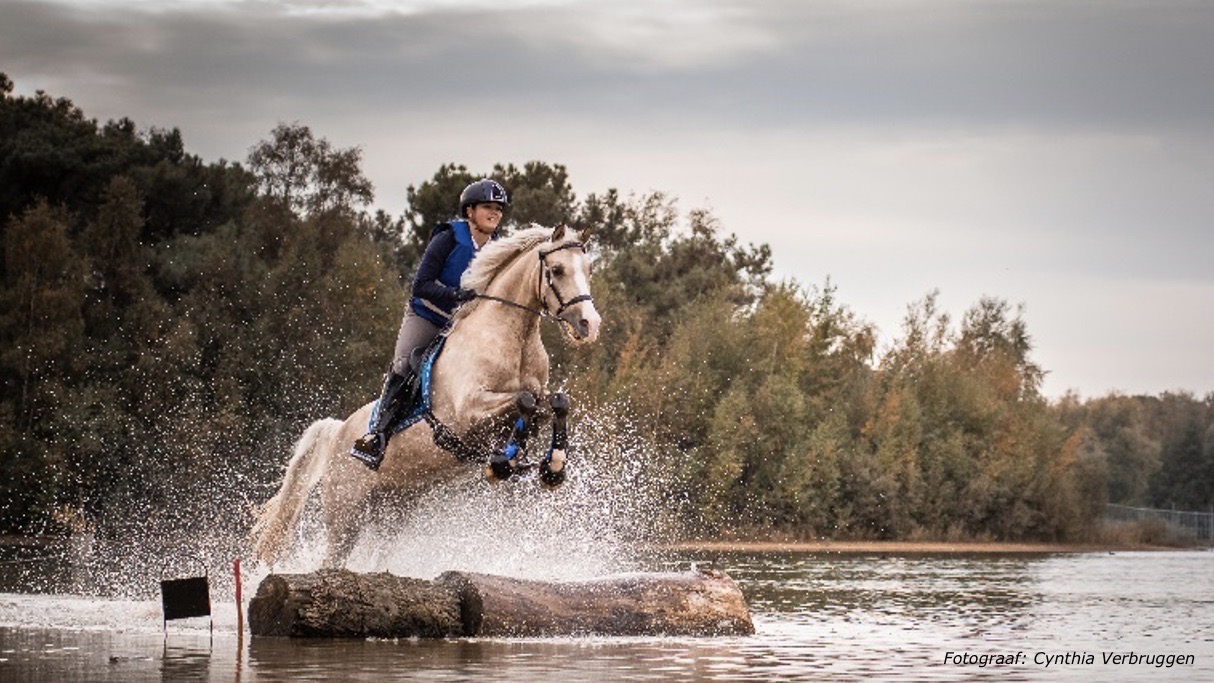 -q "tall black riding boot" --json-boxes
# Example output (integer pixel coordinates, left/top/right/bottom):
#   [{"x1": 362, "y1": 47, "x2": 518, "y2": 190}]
[{"x1": 350, "y1": 368, "x2": 413, "y2": 471}]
